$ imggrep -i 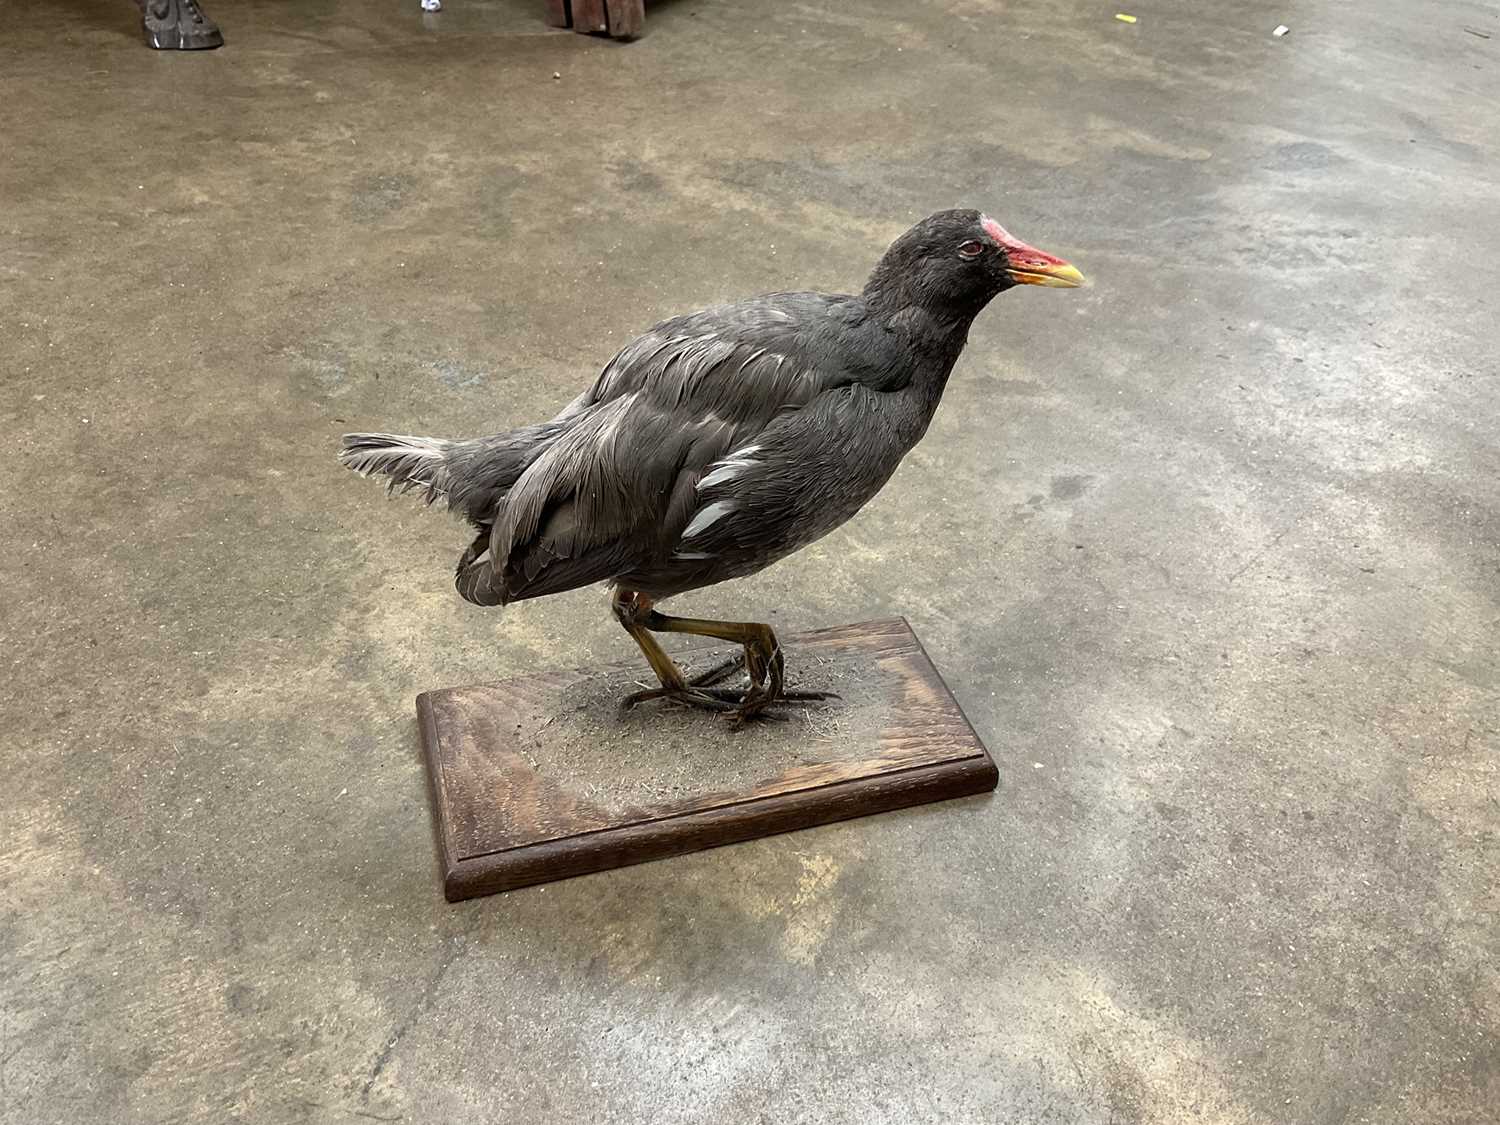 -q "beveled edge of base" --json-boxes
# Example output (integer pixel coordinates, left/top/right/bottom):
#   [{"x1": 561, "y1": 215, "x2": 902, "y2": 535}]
[{"x1": 437, "y1": 747, "x2": 997, "y2": 902}]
